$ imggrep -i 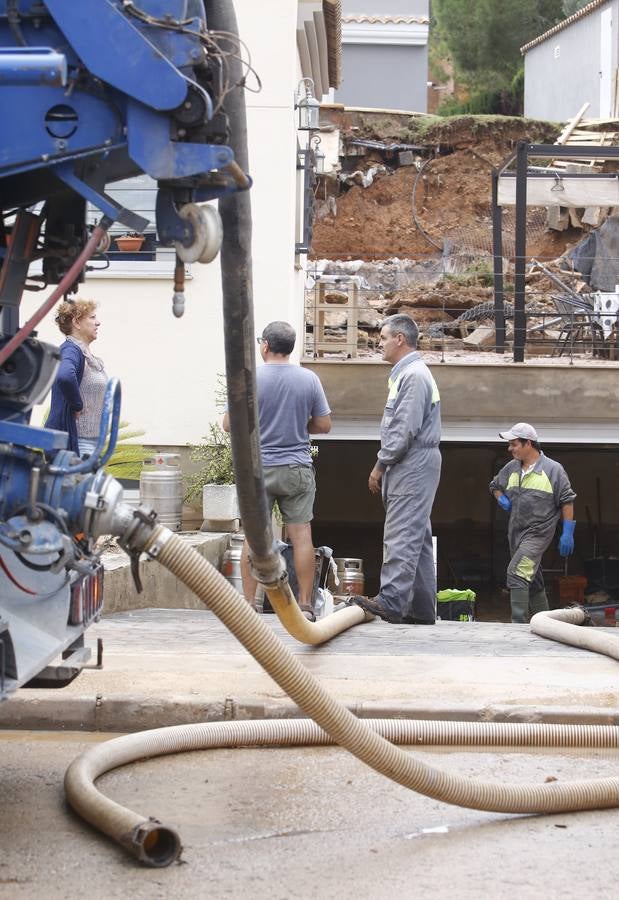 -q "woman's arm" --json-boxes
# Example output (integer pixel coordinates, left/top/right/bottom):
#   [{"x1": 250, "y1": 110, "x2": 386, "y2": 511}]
[{"x1": 55, "y1": 344, "x2": 84, "y2": 412}]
